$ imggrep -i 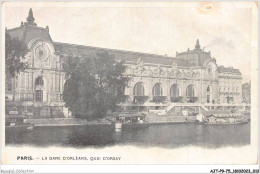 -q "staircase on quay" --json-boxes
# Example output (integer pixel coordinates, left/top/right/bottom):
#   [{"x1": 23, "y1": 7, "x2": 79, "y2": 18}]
[
  {"x1": 148, "y1": 102, "x2": 249, "y2": 117},
  {"x1": 164, "y1": 103, "x2": 209, "y2": 115}
]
